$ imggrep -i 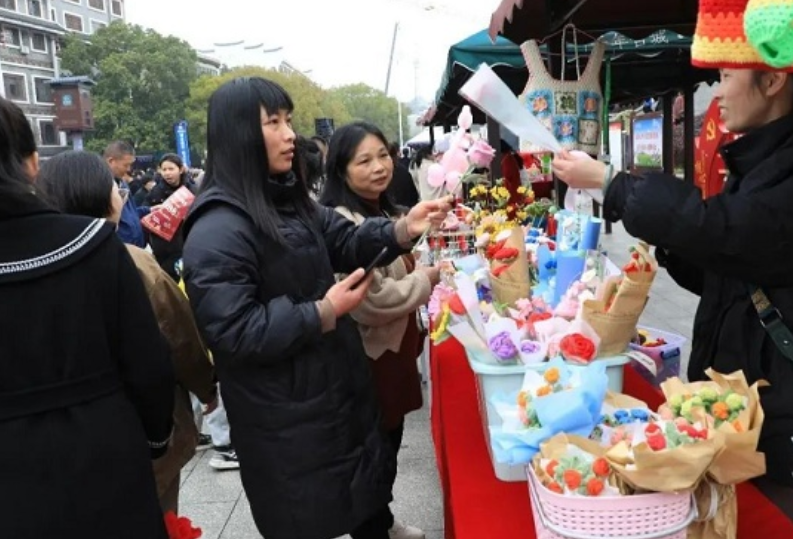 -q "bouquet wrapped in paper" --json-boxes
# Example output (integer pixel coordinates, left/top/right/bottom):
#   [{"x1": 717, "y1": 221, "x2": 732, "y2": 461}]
[
  {"x1": 430, "y1": 273, "x2": 487, "y2": 346},
  {"x1": 581, "y1": 242, "x2": 657, "y2": 355},
  {"x1": 533, "y1": 316, "x2": 601, "y2": 362},
  {"x1": 488, "y1": 358, "x2": 609, "y2": 464},
  {"x1": 591, "y1": 392, "x2": 655, "y2": 448},
  {"x1": 659, "y1": 369, "x2": 766, "y2": 539},
  {"x1": 486, "y1": 227, "x2": 531, "y2": 307},
  {"x1": 533, "y1": 434, "x2": 622, "y2": 497},
  {"x1": 603, "y1": 416, "x2": 723, "y2": 493}
]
